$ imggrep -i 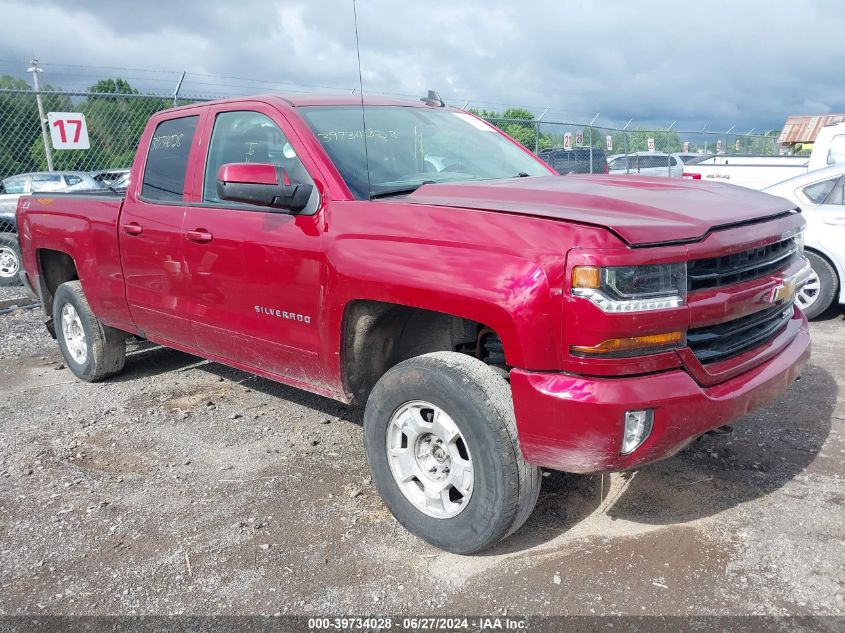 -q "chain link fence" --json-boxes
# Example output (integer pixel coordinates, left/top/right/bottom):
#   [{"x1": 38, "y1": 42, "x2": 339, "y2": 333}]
[
  {"x1": 481, "y1": 116, "x2": 781, "y2": 175},
  {"x1": 0, "y1": 88, "x2": 207, "y2": 178},
  {"x1": 0, "y1": 87, "x2": 785, "y2": 189}
]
